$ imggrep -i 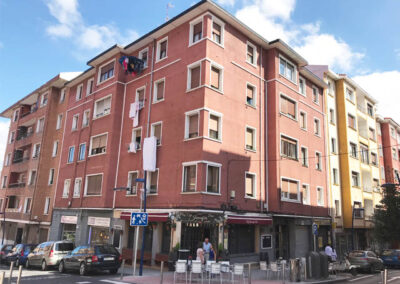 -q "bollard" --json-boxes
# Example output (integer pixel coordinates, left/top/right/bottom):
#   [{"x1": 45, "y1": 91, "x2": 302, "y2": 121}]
[
  {"x1": 248, "y1": 263, "x2": 252, "y2": 284},
  {"x1": 16, "y1": 265, "x2": 22, "y2": 284},
  {"x1": 8, "y1": 262, "x2": 14, "y2": 284},
  {"x1": 120, "y1": 259, "x2": 125, "y2": 280},
  {"x1": 160, "y1": 261, "x2": 164, "y2": 284},
  {"x1": 0, "y1": 271, "x2": 4, "y2": 284},
  {"x1": 382, "y1": 269, "x2": 387, "y2": 284}
]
